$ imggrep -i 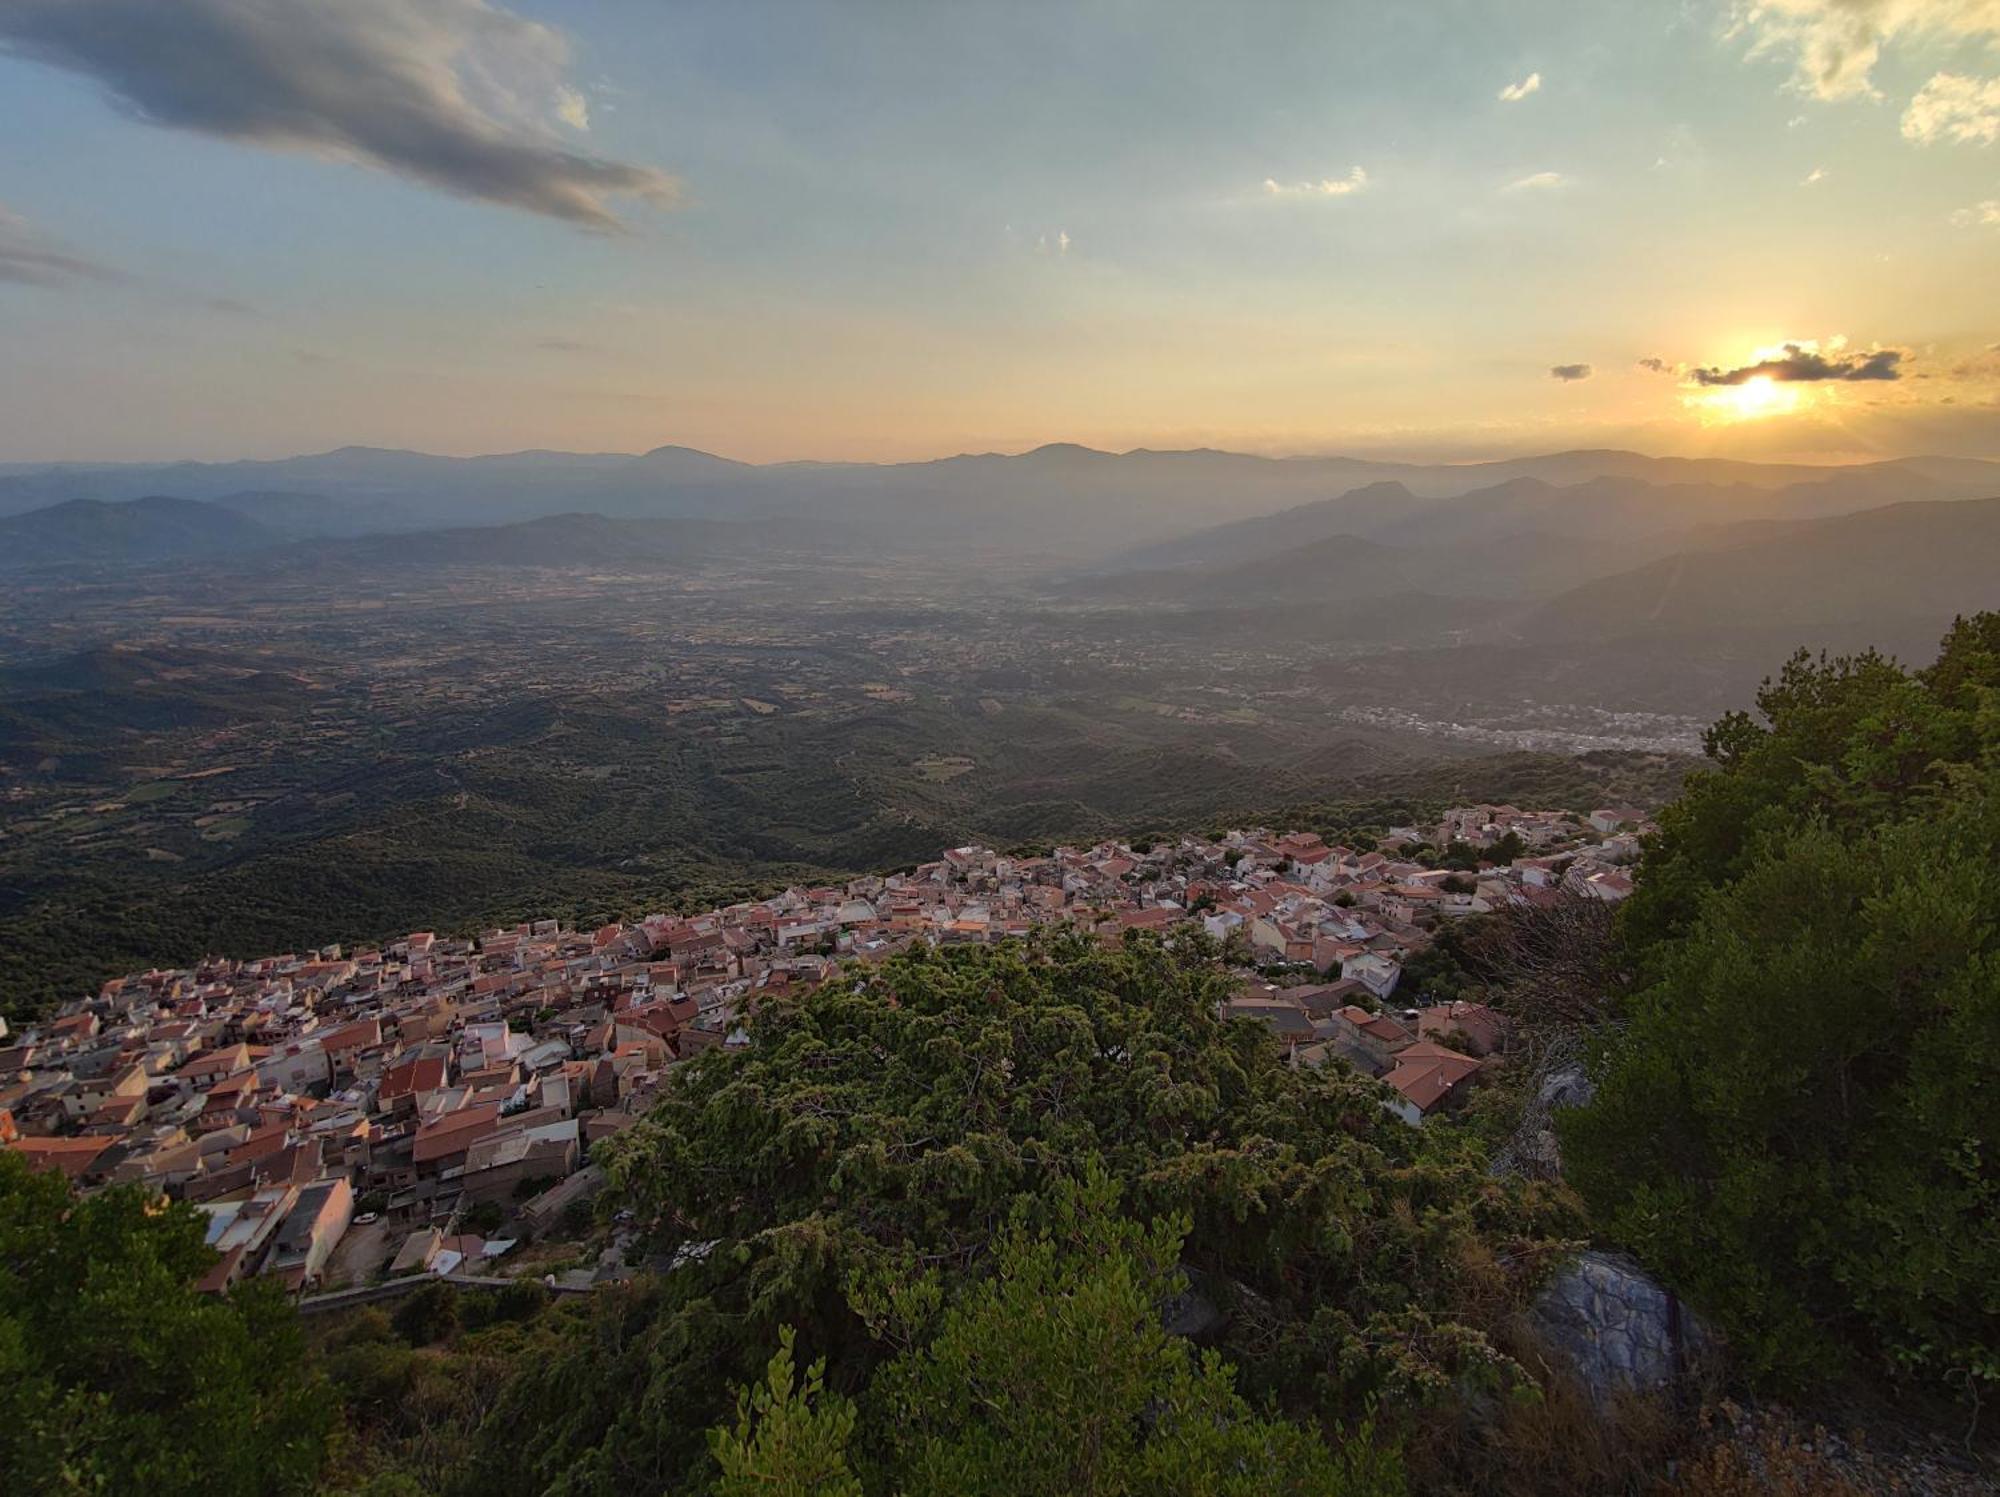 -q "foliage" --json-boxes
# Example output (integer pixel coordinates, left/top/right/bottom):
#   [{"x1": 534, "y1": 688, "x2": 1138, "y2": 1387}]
[
  {"x1": 709, "y1": 1327, "x2": 864, "y2": 1497},
  {"x1": 858, "y1": 1168, "x2": 1402, "y2": 1496},
  {"x1": 392, "y1": 1281, "x2": 460, "y2": 1345},
  {"x1": 439, "y1": 932, "x2": 1577, "y2": 1495},
  {"x1": 1563, "y1": 615, "x2": 2000, "y2": 1400},
  {"x1": 714, "y1": 1169, "x2": 1402, "y2": 1496},
  {"x1": 0, "y1": 1149, "x2": 330, "y2": 1495}
]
